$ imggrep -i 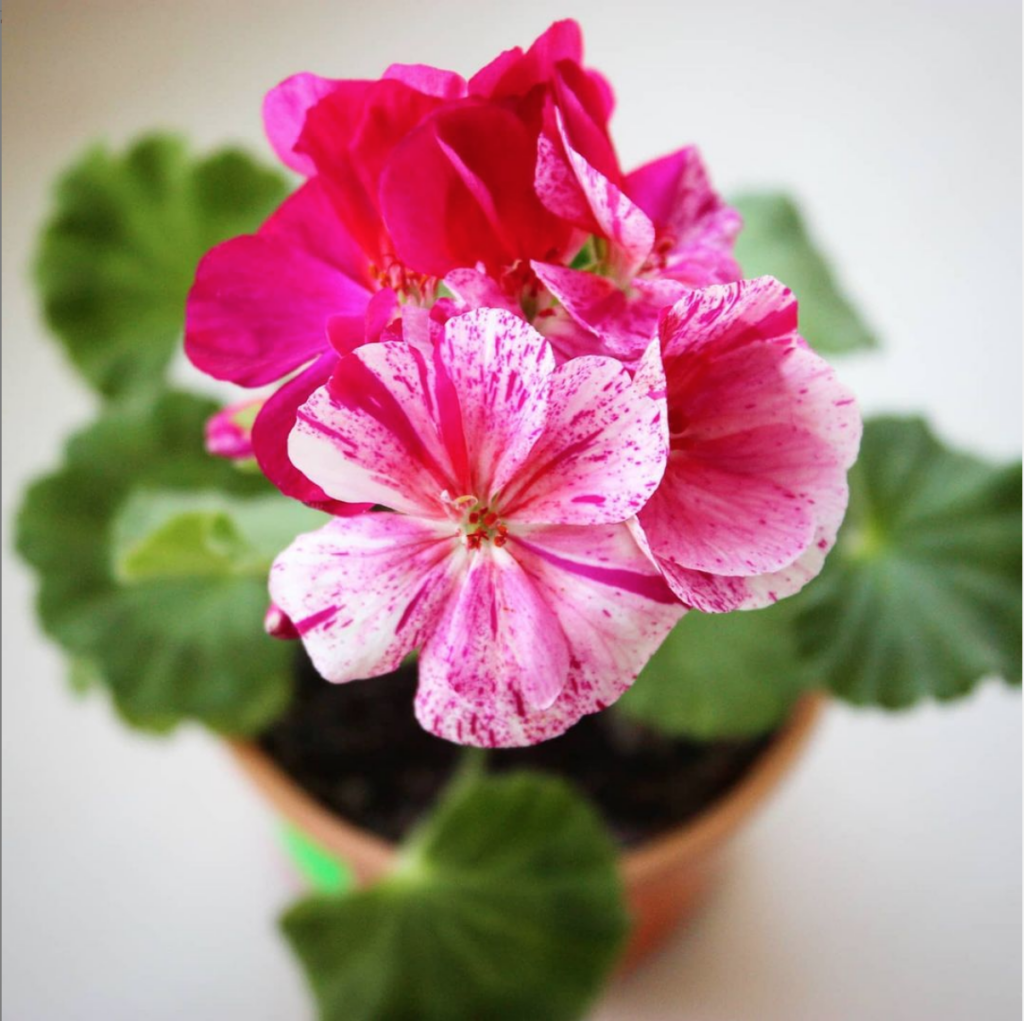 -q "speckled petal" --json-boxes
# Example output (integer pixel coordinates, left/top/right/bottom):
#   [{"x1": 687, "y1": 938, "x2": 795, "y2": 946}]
[
  {"x1": 289, "y1": 343, "x2": 463, "y2": 516},
  {"x1": 438, "y1": 308, "x2": 555, "y2": 498},
  {"x1": 420, "y1": 545, "x2": 571, "y2": 715},
  {"x1": 251, "y1": 353, "x2": 372, "y2": 516},
  {"x1": 531, "y1": 262, "x2": 686, "y2": 365},
  {"x1": 269, "y1": 515, "x2": 460, "y2": 682},
  {"x1": 415, "y1": 521, "x2": 683, "y2": 747},
  {"x1": 640, "y1": 278, "x2": 861, "y2": 609},
  {"x1": 499, "y1": 354, "x2": 668, "y2": 525},
  {"x1": 555, "y1": 110, "x2": 654, "y2": 280},
  {"x1": 625, "y1": 145, "x2": 742, "y2": 286}
]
